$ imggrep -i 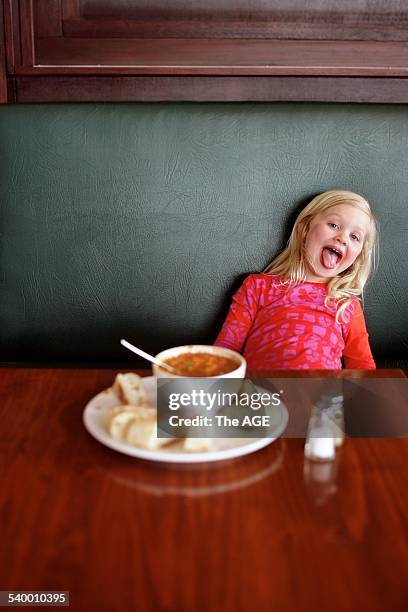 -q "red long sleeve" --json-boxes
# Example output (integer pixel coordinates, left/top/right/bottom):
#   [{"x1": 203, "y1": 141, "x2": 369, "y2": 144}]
[{"x1": 343, "y1": 300, "x2": 376, "y2": 369}]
